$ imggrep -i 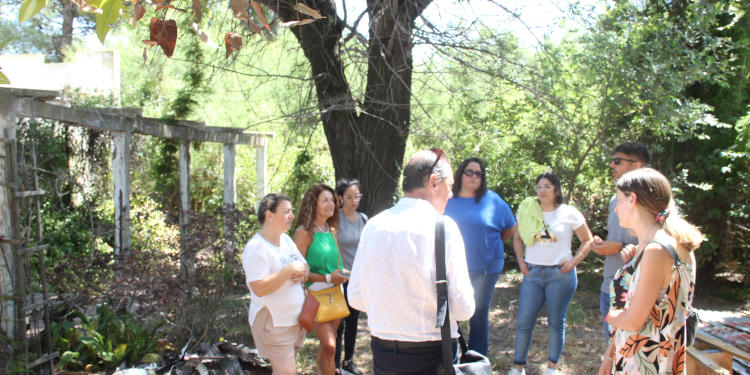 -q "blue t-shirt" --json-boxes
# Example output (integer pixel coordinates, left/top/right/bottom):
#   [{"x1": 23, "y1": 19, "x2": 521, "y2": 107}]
[{"x1": 445, "y1": 190, "x2": 516, "y2": 274}]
